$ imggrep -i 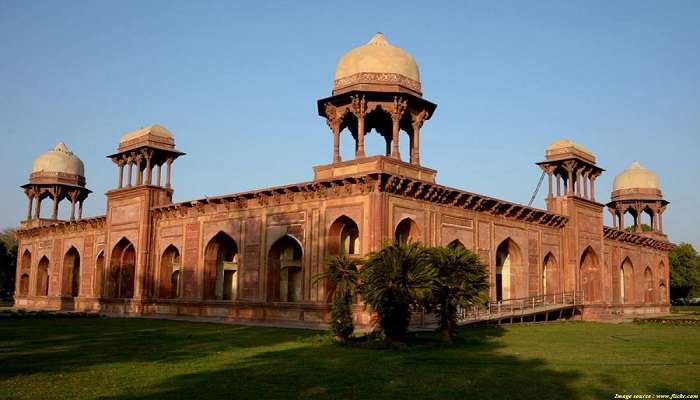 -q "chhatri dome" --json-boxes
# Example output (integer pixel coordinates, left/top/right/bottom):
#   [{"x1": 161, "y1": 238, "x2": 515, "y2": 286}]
[
  {"x1": 334, "y1": 32, "x2": 420, "y2": 82},
  {"x1": 546, "y1": 139, "x2": 594, "y2": 157},
  {"x1": 332, "y1": 33, "x2": 423, "y2": 96},
  {"x1": 612, "y1": 161, "x2": 660, "y2": 192},
  {"x1": 119, "y1": 124, "x2": 173, "y2": 144},
  {"x1": 31, "y1": 142, "x2": 85, "y2": 177}
]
